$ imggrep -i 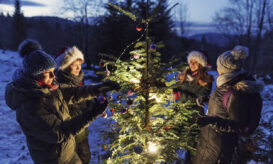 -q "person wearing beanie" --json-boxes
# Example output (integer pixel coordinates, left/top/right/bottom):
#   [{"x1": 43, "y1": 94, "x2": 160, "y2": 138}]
[
  {"x1": 193, "y1": 45, "x2": 264, "y2": 164},
  {"x1": 55, "y1": 46, "x2": 91, "y2": 164},
  {"x1": 17, "y1": 39, "x2": 42, "y2": 57},
  {"x1": 173, "y1": 50, "x2": 213, "y2": 164},
  {"x1": 5, "y1": 50, "x2": 120, "y2": 164}
]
